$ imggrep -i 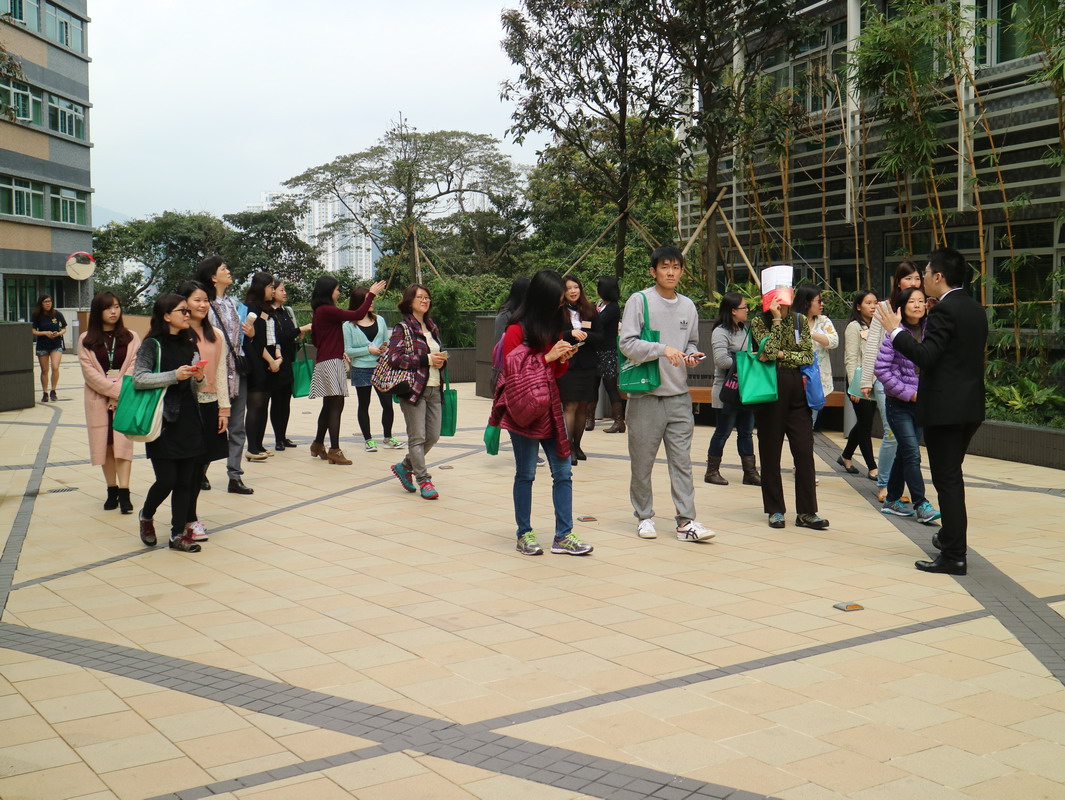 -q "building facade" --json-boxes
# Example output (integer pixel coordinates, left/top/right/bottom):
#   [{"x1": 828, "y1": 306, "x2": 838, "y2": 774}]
[
  {"x1": 679, "y1": 0, "x2": 1064, "y2": 330},
  {"x1": 0, "y1": 0, "x2": 92, "y2": 321}
]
